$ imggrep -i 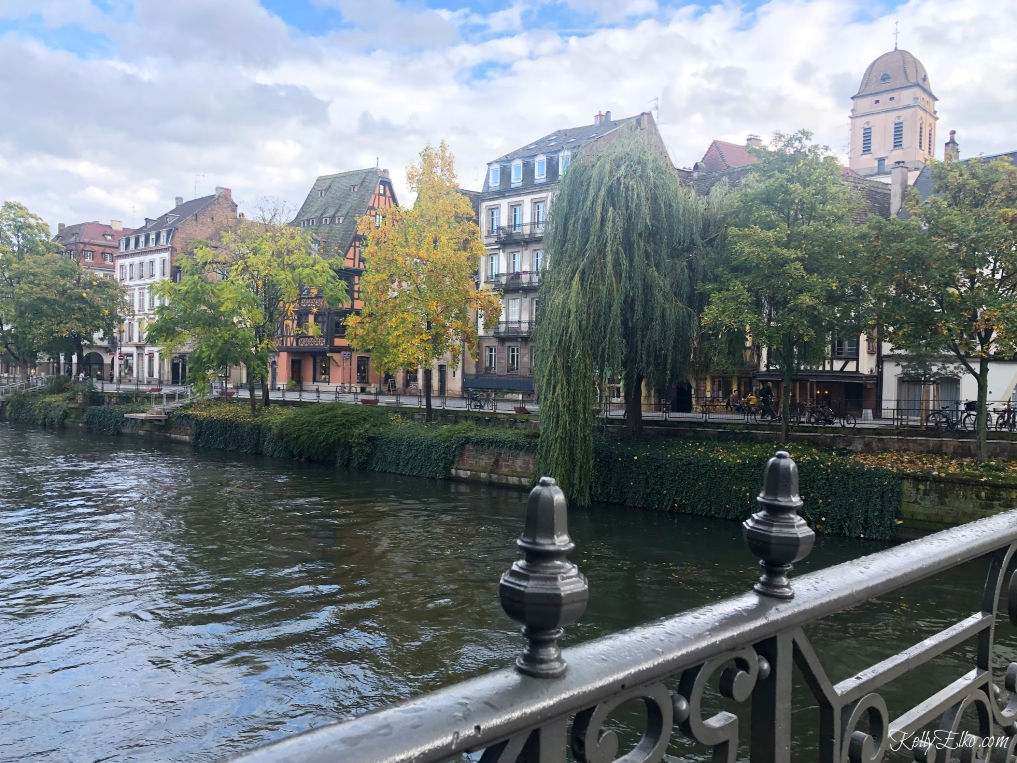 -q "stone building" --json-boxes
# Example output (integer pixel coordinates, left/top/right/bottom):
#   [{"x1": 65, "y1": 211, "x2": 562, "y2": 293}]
[
  {"x1": 468, "y1": 110, "x2": 667, "y2": 399},
  {"x1": 115, "y1": 187, "x2": 239, "y2": 384}
]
